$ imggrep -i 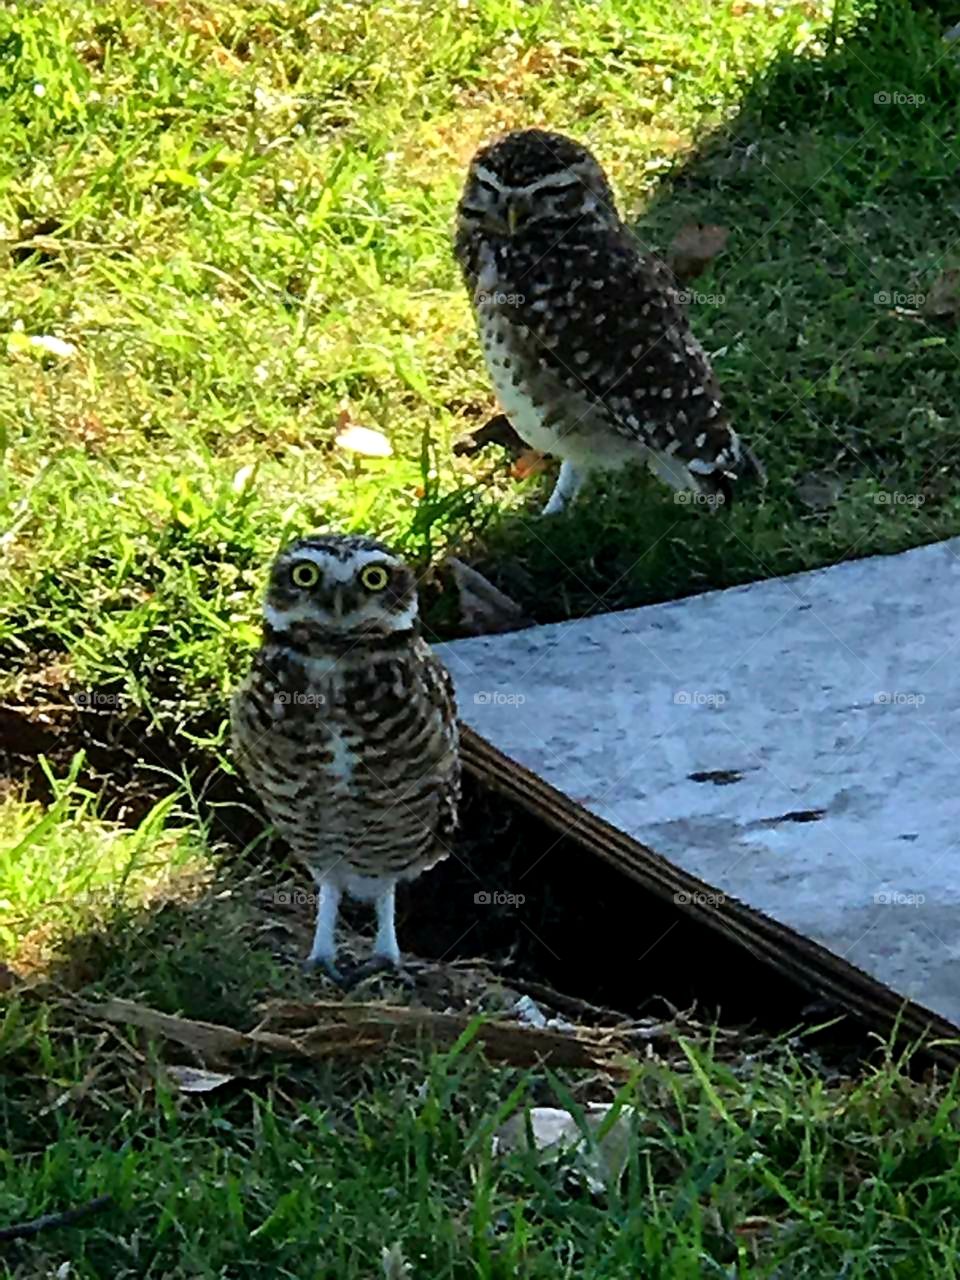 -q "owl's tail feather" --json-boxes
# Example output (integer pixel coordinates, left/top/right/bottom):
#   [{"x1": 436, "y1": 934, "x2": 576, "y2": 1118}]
[
  {"x1": 735, "y1": 439, "x2": 766, "y2": 488},
  {"x1": 694, "y1": 435, "x2": 765, "y2": 511}
]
